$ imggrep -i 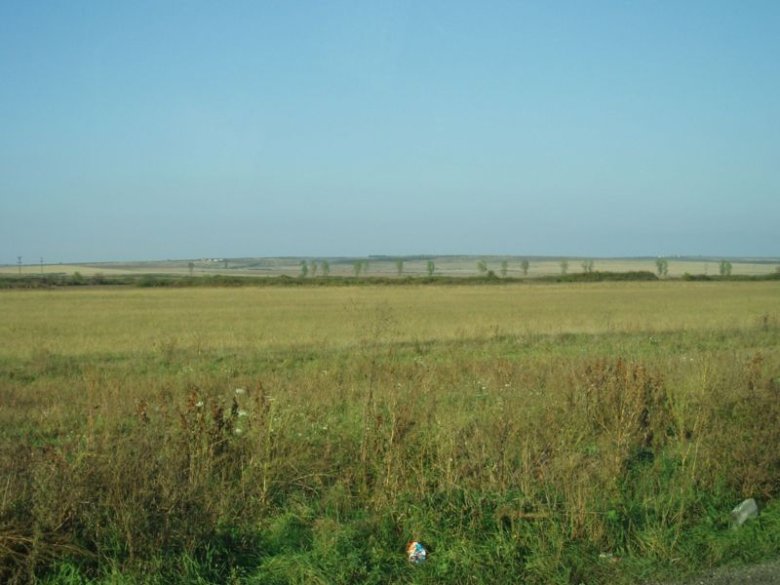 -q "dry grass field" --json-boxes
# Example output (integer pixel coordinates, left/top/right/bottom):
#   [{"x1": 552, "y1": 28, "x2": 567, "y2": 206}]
[
  {"x1": 1, "y1": 282, "x2": 778, "y2": 358},
  {"x1": 1, "y1": 281, "x2": 778, "y2": 584}
]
